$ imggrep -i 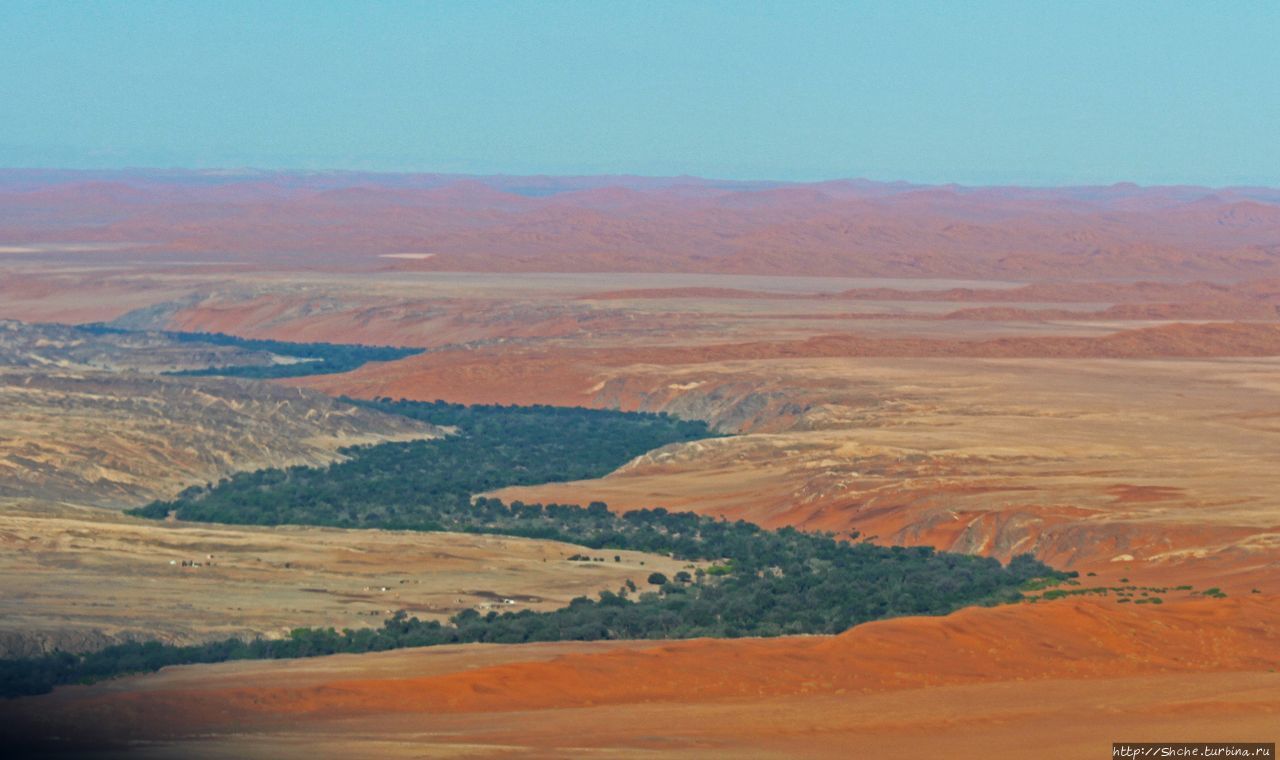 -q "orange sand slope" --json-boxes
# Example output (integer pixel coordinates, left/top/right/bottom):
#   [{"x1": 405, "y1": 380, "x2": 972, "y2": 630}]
[
  {"x1": 7, "y1": 596, "x2": 1278, "y2": 757},
  {"x1": 293, "y1": 322, "x2": 1280, "y2": 406},
  {"x1": 306, "y1": 348, "x2": 1280, "y2": 591}
]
